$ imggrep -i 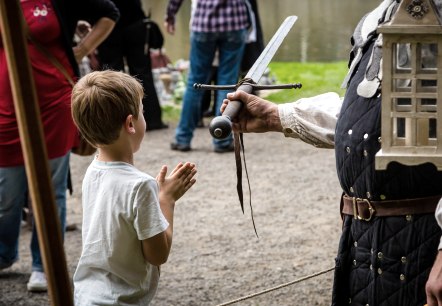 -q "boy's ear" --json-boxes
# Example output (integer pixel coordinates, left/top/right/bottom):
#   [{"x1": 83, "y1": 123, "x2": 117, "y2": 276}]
[{"x1": 125, "y1": 114, "x2": 136, "y2": 134}]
